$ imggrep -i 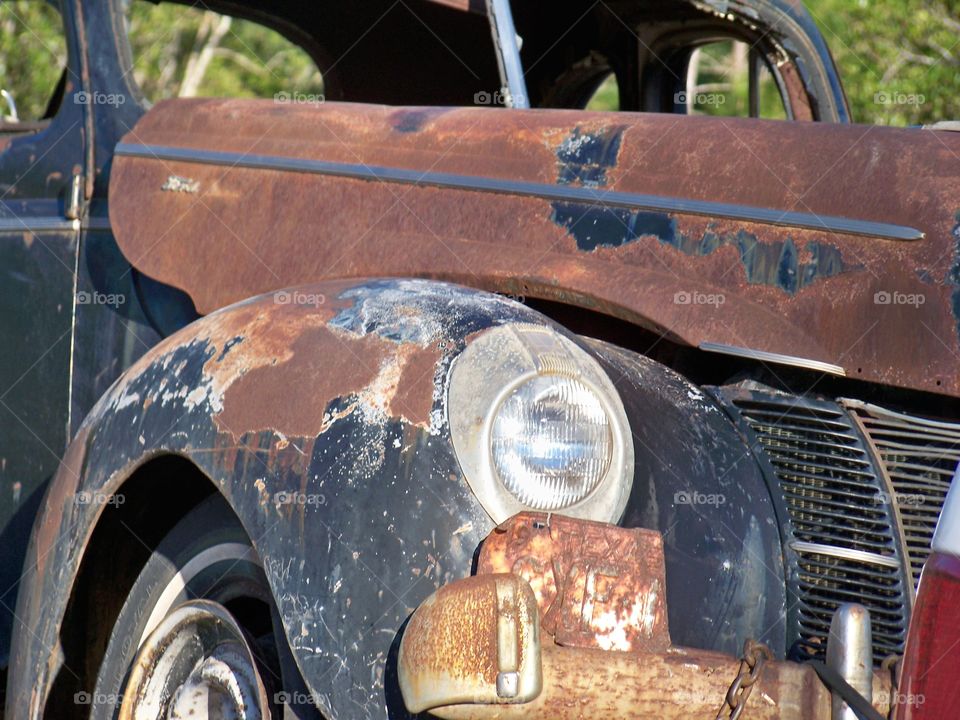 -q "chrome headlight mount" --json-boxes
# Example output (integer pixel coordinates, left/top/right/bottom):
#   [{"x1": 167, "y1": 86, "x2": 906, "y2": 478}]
[{"x1": 448, "y1": 323, "x2": 634, "y2": 524}]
